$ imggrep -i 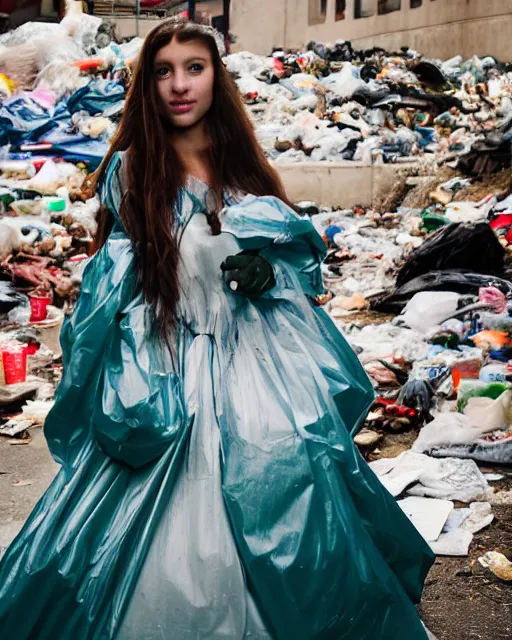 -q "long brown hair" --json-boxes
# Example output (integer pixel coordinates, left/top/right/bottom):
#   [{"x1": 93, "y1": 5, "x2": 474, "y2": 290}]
[{"x1": 93, "y1": 18, "x2": 290, "y2": 337}]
